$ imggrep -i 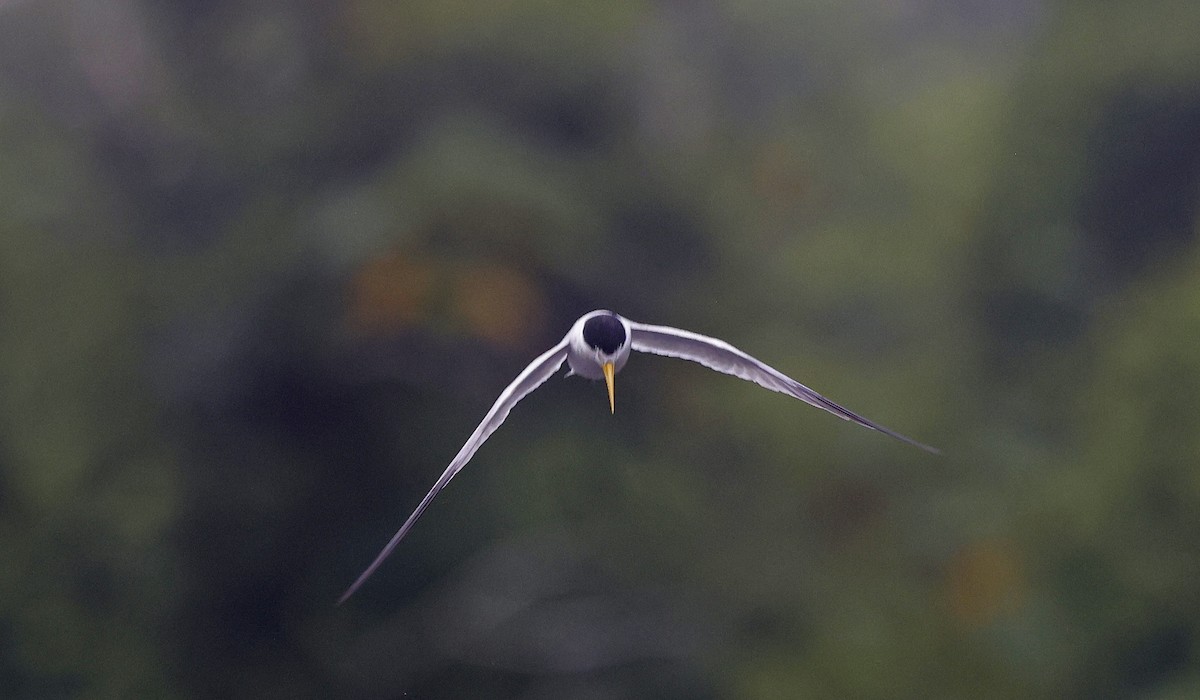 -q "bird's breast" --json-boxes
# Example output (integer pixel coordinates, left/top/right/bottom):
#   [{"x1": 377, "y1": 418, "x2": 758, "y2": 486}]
[
  {"x1": 566, "y1": 347, "x2": 629, "y2": 380},
  {"x1": 566, "y1": 353, "x2": 606, "y2": 380}
]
